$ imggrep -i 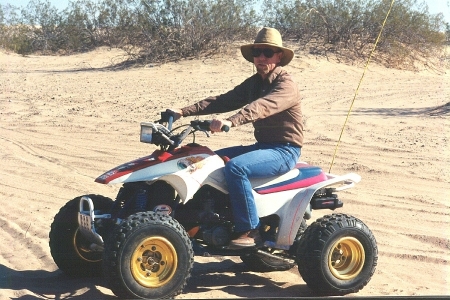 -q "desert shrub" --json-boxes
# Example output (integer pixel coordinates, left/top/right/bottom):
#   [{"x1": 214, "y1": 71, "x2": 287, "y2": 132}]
[
  {"x1": 18, "y1": 0, "x2": 67, "y2": 54},
  {"x1": 260, "y1": 0, "x2": 447, "y2": 68},
  {"x1": 59, "y1": 0, "x2": 104, "y2": 53},
  {"x1": 372, "y1": 0, "x2": 447, "y2": 67},
  {"x1": 260, "y1": 0, "x2": 382, "y2": 53},
  {"x1": 0, "y1": 0, "x2": 446, "y2": 69},
  {"x1": 105, "y1": 0, "x2": 258, "y2": 64},
  {"x1": 446, "y1": 23, "x2": 450, "y2": 44},
  {"x1": 0, "y1": 4, "x2": 34, "y2": 54},
  {"x1": 0, "y1": 0, "x2": 258, "y2": 61},
  {"x1": 1, "y1": 25, "x2": 34, "y2": 54},
  {"x1": 0, "y1": 4, "x2": 3, "y2": 26}
]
